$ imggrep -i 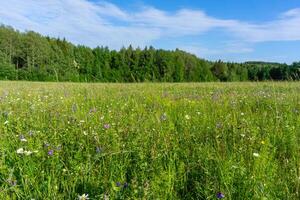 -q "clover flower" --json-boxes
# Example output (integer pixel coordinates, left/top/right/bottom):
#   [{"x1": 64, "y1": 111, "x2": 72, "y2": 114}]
[{"x1": 103, "y1": 124, "x2": 110, "y2": 129}]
